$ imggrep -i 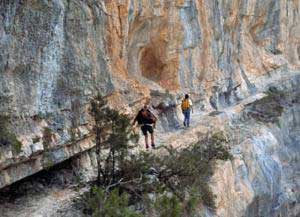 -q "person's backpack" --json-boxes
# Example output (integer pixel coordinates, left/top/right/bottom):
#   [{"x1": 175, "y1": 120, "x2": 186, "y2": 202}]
[
  {"x1": 181, "y1": 99, "x2": 190, "y2": 111},
  {"x1": 147, "y1": 111, "x2": 157, "y2": 124},
  {"x1": 138, "y1": 109, "x2": 156, "y2": 124}
]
